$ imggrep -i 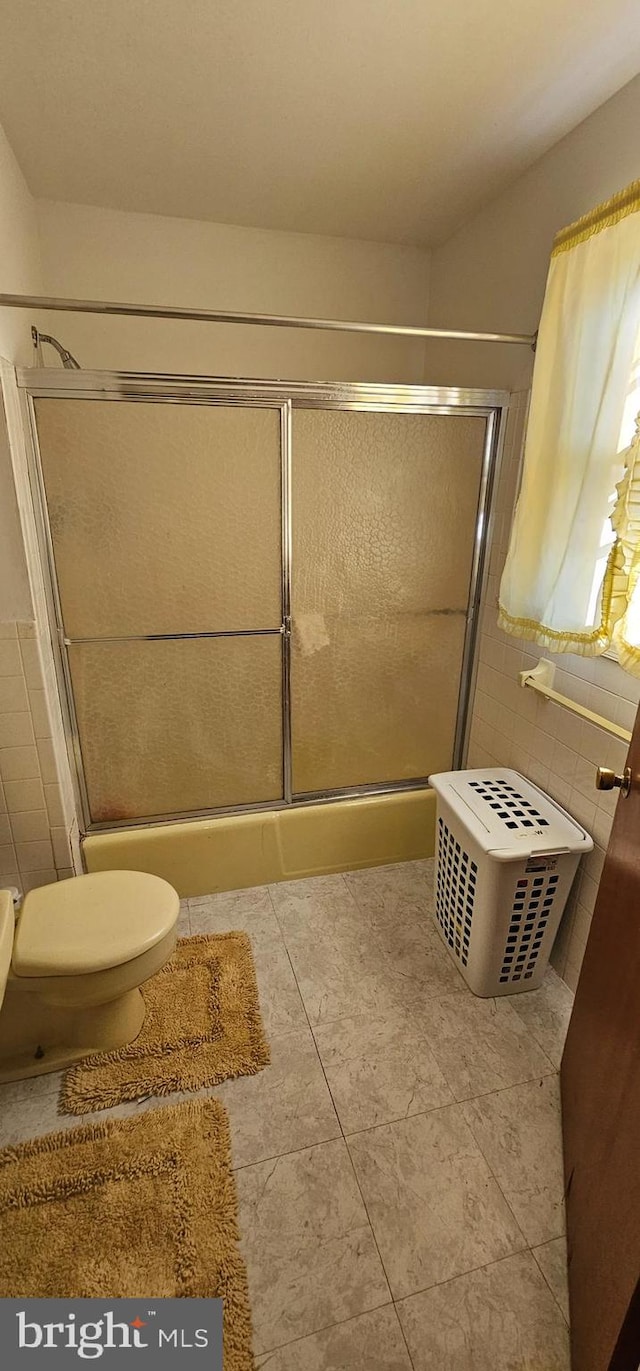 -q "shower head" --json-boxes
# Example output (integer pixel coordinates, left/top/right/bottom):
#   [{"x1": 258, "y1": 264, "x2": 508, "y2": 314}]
[{"x1": 31, "y1": 326, "x2": 81, "y2": 370}]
